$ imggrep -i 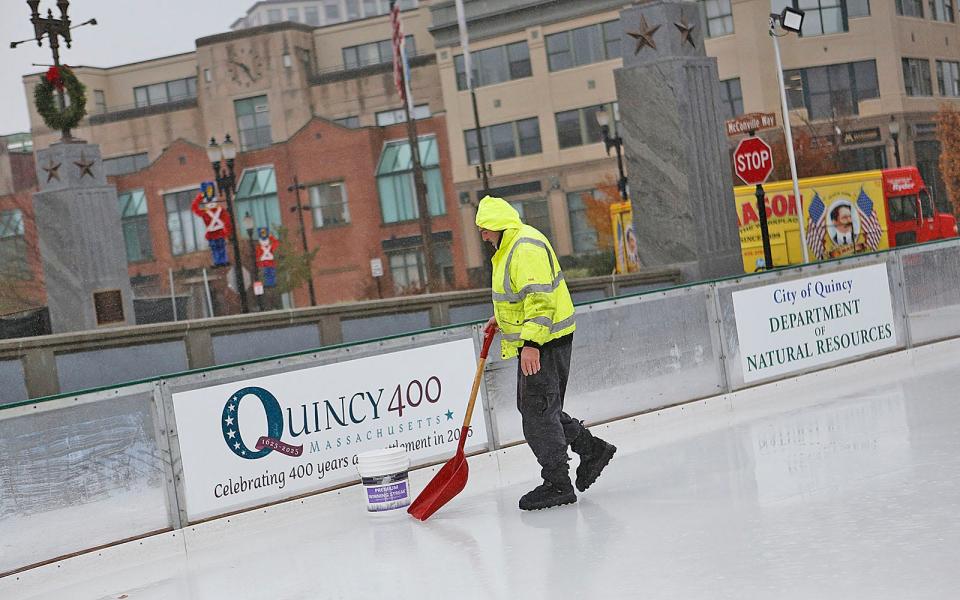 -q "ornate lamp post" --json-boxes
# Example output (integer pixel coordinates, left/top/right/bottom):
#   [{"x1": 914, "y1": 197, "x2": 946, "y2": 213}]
[
  {"x1": 889, "y1": 116, "x2": 902, "y2": 168},
  {"x1": 243, "y1": 212, "x2": 264, "y2": 312},
  {"x1": 207, "y1": 135, "x2": 249, "y2": 314},
  {"x1": 10, "y1": 0, "x2": 97, "y2": 141},
  {"x1": 596, "y1": 108, "x2": 628, "y2": 201}
]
